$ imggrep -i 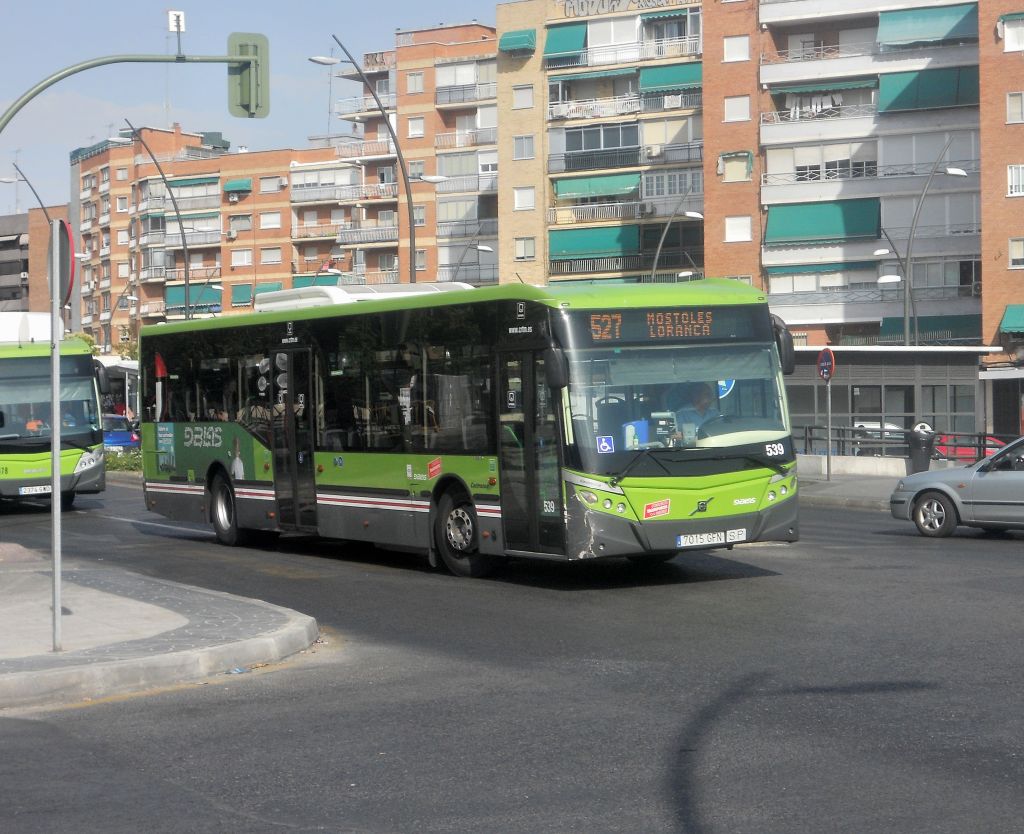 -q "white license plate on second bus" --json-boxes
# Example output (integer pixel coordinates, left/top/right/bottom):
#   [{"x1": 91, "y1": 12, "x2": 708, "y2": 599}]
[
  {"x1": 19, "y1": 485, "x2": 52, "y2": 496},
  {"x1": 677, "y1": 529, "x2": 747, "y2": 548}
]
